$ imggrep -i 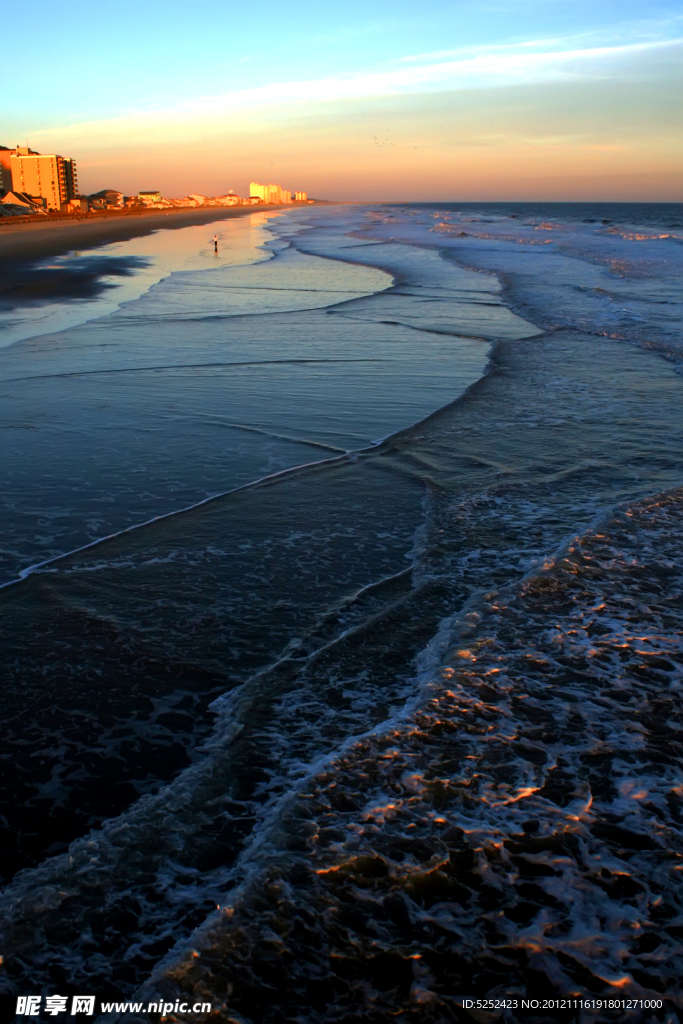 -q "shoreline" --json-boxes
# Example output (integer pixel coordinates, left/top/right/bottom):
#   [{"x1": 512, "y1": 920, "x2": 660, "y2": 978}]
[{"x1": 0, "y1": 205, "x2": 313, "y2": 264}]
